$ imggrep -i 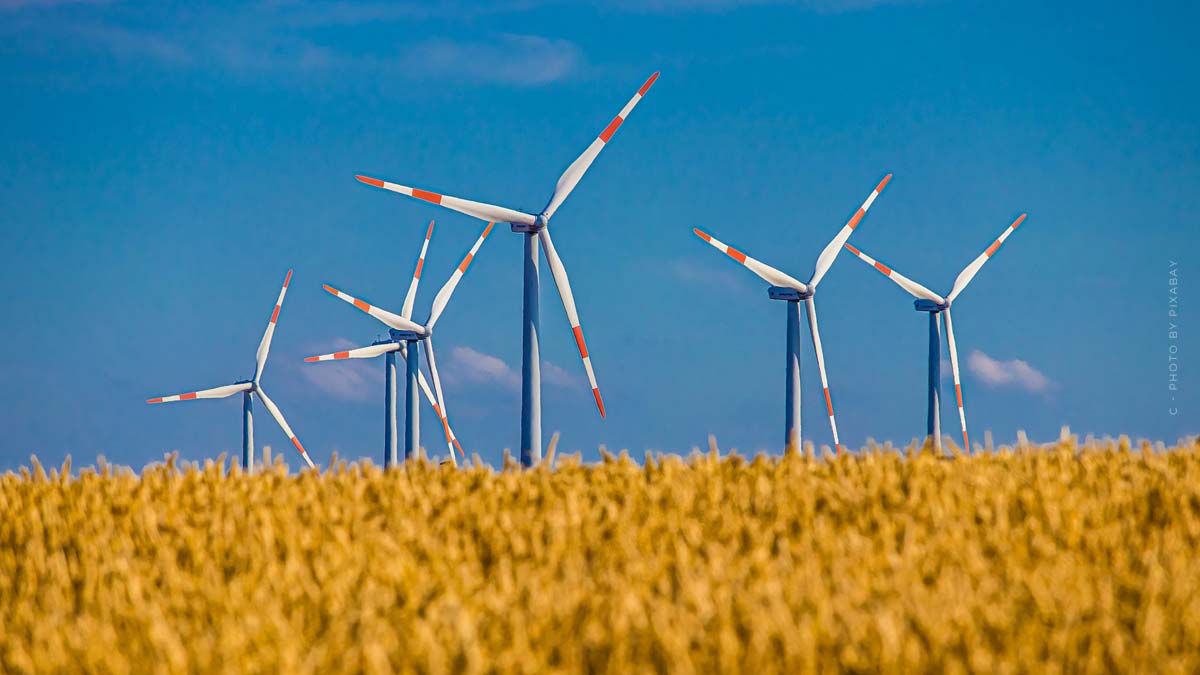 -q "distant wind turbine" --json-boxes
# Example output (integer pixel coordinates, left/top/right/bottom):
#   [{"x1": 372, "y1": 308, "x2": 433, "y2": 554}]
[
  {"x1": 319, "y1": 221, "x2": 495, "y2": 466},
  {"x1": 843, "y1": 213, "x2": 1028, "y2": 452},
  {"x1": 305, "y1": 221, "x2": 463, "y2": 467},
  {"x1": 147, "y1": 270, "x2": 315, "y2": 471},
  {"x1": 354, "y1": 72, "x2": 660, "y2": 466},
  {"x1": 693, "y1": 174, "x2": 892, "y2": 452}
]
